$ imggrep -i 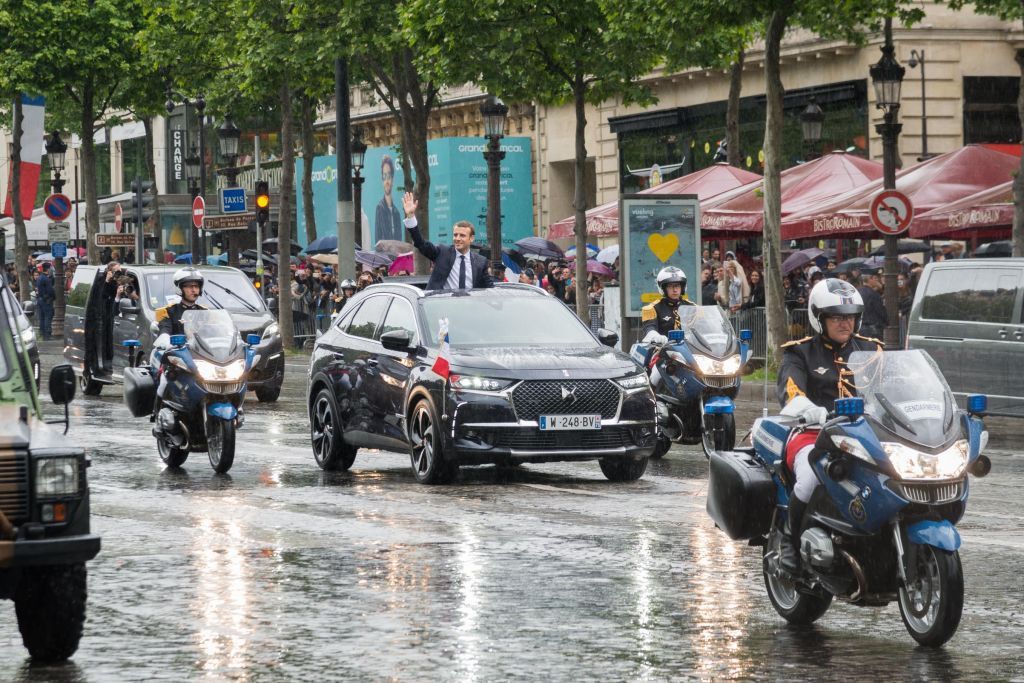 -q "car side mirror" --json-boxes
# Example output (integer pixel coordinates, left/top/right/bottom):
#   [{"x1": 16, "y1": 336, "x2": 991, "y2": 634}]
[
  {"x1": 119, "y1": 298, "x2": 139, "y2": 315},
  {"x1": 49, "y1": 364, "x2": 76, "y2": 405},
  {"x1": 23, "y1": 301, "x2": 35, "y2": 318},
  {"x1": 380, "y1": 329, "x2": 414, "y2": 351},
  {"x1": 266, "y1": 297, "x2": 277, "y2": 311},
  {"x1": 596, "y1": 328, "x2": 619, "y2": 348}
]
